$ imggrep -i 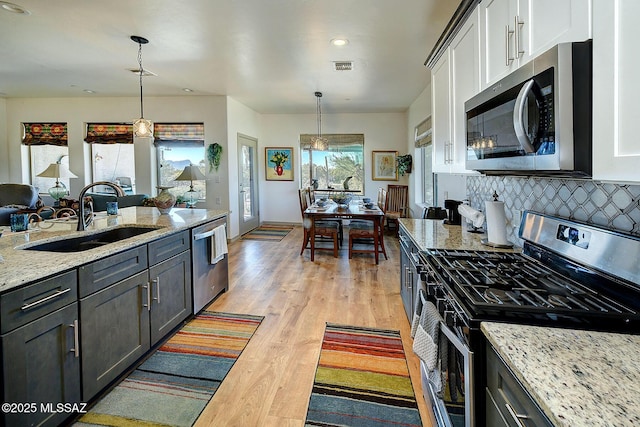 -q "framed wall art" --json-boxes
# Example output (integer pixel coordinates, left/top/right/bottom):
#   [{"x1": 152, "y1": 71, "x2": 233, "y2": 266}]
[
  {"x1": 372, "y1": 150, "x2": 398, "y2": 181},
  {"x1": 265, "y1": 147, "x2": 294, "y2": 181}
]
